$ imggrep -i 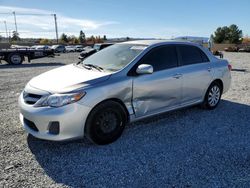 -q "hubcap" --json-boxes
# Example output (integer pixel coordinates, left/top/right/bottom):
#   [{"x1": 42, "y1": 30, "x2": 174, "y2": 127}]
[{"x1": 208, "y1": 85, "x2": 220, "y2": 106}]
